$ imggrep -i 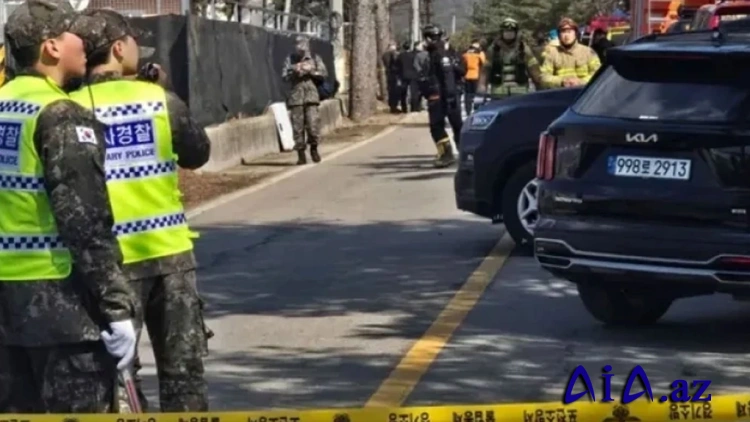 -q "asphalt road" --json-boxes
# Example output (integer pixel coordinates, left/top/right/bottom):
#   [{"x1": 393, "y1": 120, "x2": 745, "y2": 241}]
[{"x1": 138, "y1": 115, "x2": 750, "y2": 411}]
